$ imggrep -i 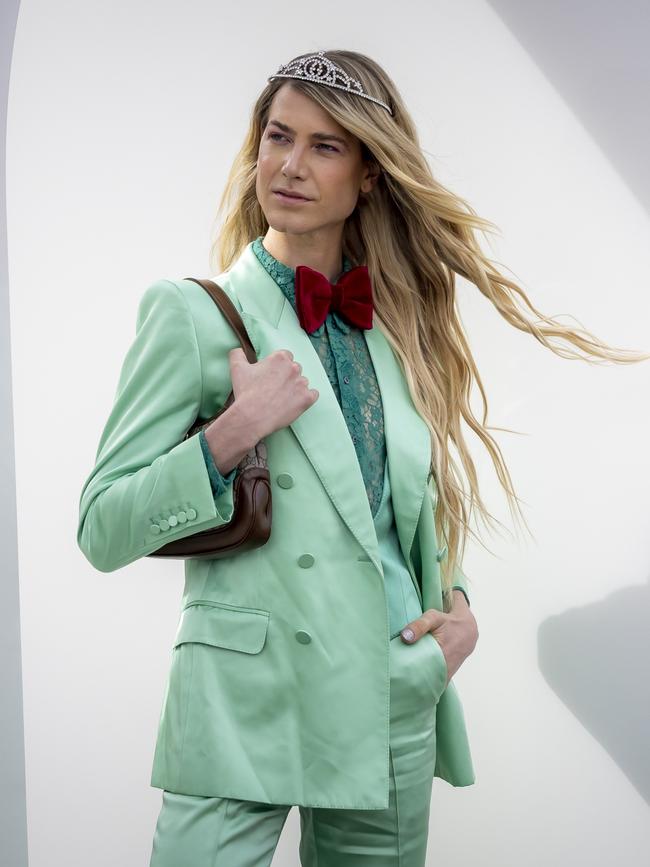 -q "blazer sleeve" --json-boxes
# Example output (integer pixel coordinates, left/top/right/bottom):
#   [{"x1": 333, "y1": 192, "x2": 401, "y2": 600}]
[{"x1": 77, "y1": 278, "x2": 236, "y2": 573}]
